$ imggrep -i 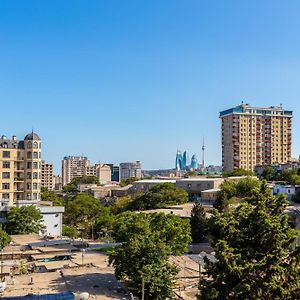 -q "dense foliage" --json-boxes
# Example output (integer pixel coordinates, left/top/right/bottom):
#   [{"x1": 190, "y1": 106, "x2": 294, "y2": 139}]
[
  {"x1": 190, "y1": 203, "x2": 208, "y2": 243},
  {"x1": 109, "y1": 212, "x2": 192, "y2": 299},
  {"x1": 62, "y1": 225, "x2": 79, "y2": 239},
  {"x1": 119, "y1": 177, "x2": 140, "y2": 187},
  {"x1": 199, "y1": 182, "x2": 300, "y2": 300},
  {"x1": 6, "y1": 206, "x2": 44, "y2": 235},
  {"x1": 223, "y1": 168, "x2": 254, "y2": 177},
  {"x1": 0, "y1": 227, "x2": 11, "y2": 250},
  {"x1": 214, "y1": 177, "x2": 260, "y2": 211},
  {"x1": 41, "y1": 187, "x2": 64, "y2": 206},
  {"x1": 64, "y1": 193, "x2": 103, "y2": 234},
  {"x1": 63, "y1": 176, "x2": 99, "y2": 193},
  {"x1": 260, "y1": 167, "x2": 300, "y2": 185},
  {"x1": 130, "y1": 183, "x2": 188, "y2": 210}
]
